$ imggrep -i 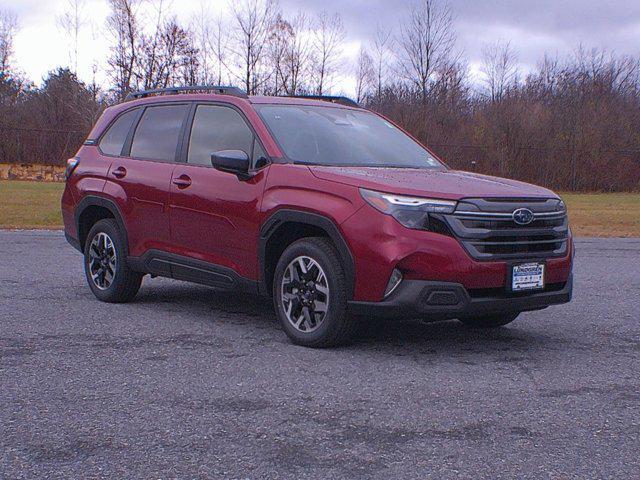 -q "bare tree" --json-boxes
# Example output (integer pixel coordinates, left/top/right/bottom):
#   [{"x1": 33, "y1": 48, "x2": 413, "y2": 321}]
[
  {"x1": 268, "y1": 14, "x2": 290, "y2": 94},
  {"x1": 191, "y1": 2, "x2": 213, "y2": 84},
  {"x1": 396, "y1": 0, "x2": 456, "y2": 100},
  {"x1": 373, "y1": 24, "x2": 391, "y2": 97},
  {"x1": 87, "y1": 17, "x2": 102, "y2": 100},
  {"x1": 193, "y1": 8, "x2": 231, "y2": 85},
  {"x1": 269, "y1": 13, "x2": 311, "y2": 95},
  {"x1": 229, "y1": 0, "x2": 279, "y2": 94},
  {"x1": 355, "y1": 47, "x2": 374, "y2": 103},
  {"x1": 136, "y1": 0, "x2": 169, "y2": 89},
  {"x1": 106, "y1": 0, "x2": 142, "y2": 98},
  {"x1": 480, "y1": 40, "x2": 519, "y2": 101},
  {"x1": 0, "y1": 9, "x2": 18, "y2": 74},
  {"x1": 311, "y1": 11, "x2": 345, "y2": 95},
  {"x1": 210, "y1": 15, "x2": 231, "y2": 85},
  {"x1": 138, "y1": 16, "x2": 199, "y2": 89},
  {"x1": 284, "y1": 13, "x2": 312, "y2": 94},
  {"x1": 56, "y1": 0, "x2": 87, "y2": 74}
]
